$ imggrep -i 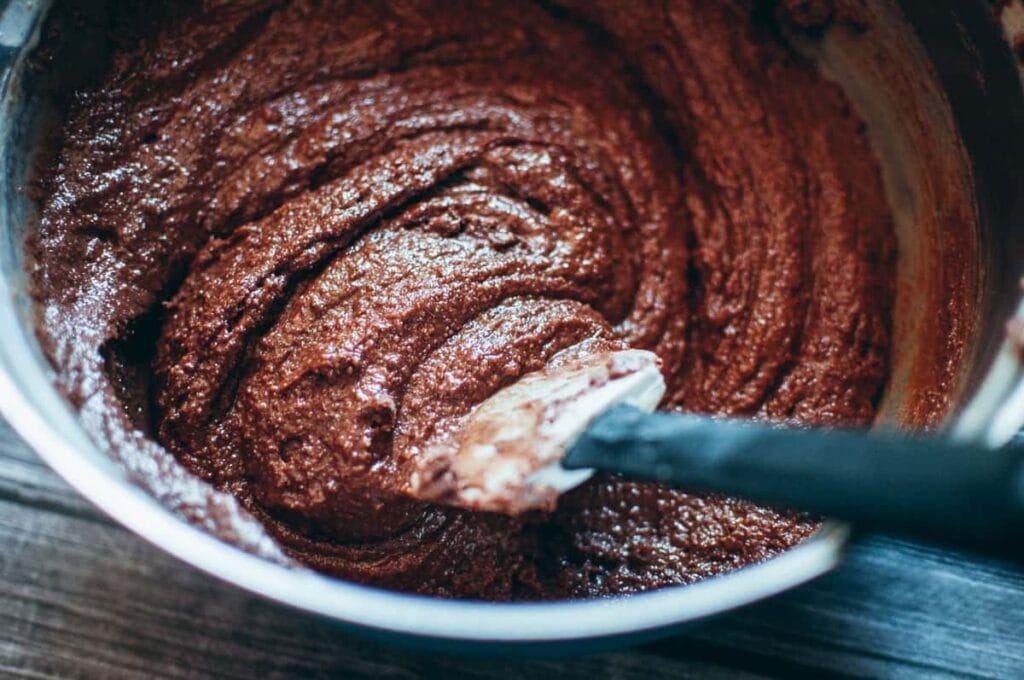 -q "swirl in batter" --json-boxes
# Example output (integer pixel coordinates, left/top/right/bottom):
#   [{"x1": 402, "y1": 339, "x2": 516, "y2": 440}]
[{"x1": 32, "y1": 0, "x2": 895, "y2": 598}]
